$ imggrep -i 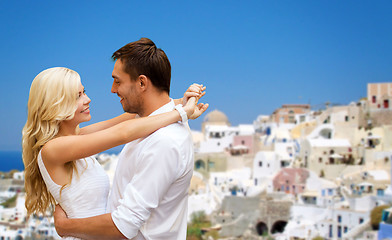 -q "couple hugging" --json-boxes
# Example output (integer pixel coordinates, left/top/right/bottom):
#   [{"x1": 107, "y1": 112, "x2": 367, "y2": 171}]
[{"x1": 22, "y1": 37, "x2": 209, "y2": 239}]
